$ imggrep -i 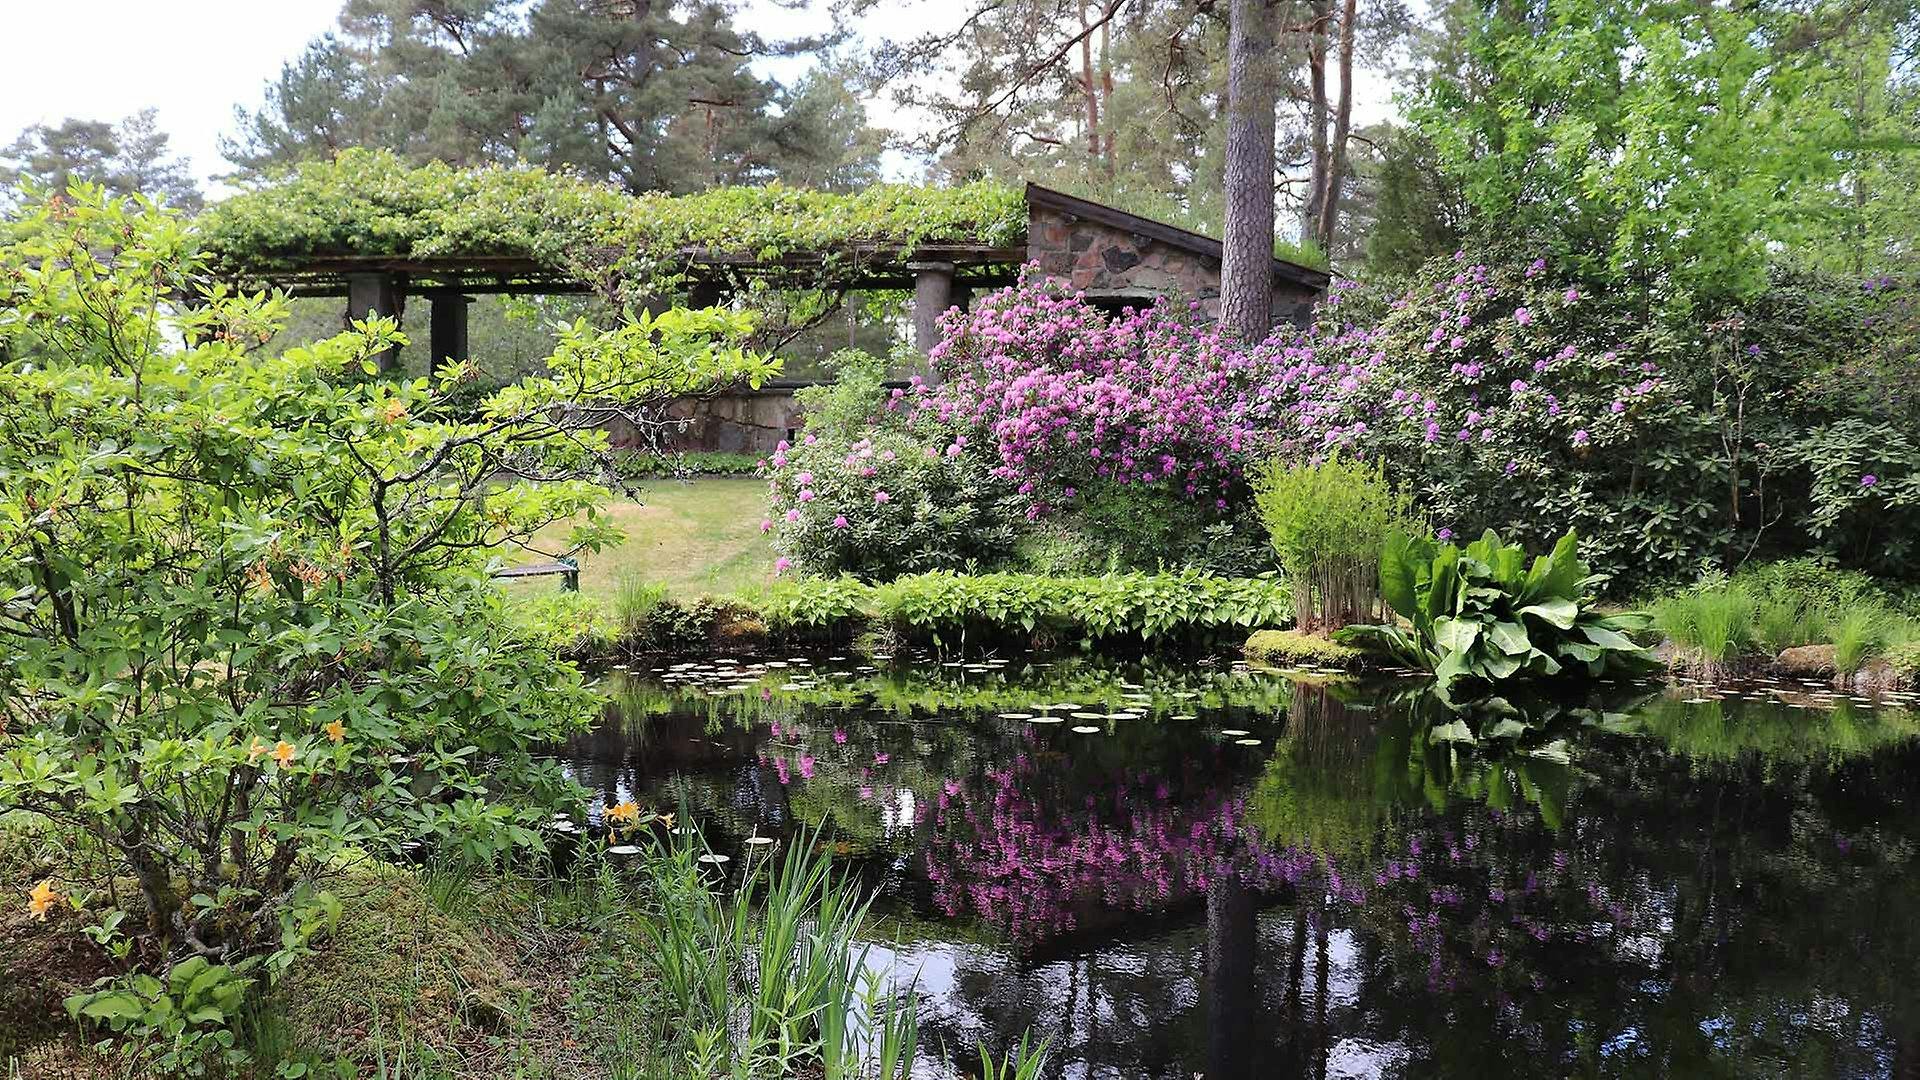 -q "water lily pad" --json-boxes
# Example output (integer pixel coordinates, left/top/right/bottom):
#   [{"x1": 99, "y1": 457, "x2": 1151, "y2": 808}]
[
  {"x1": 697, "y1": 853, "x2": 731, "y2": 865},
  {"x1": 997, "y1": 712, "x2": 1035, "y2": 720},
  {"x1": 1071, "y1": 725, "x2": 1103, "y2": 734},
  {"x1": 1025, "y1": 715, "x2": 1065, "y2": 724},
  {"x1": 1234, "y1": 738, "x2": 1262, "y2": 746}
]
